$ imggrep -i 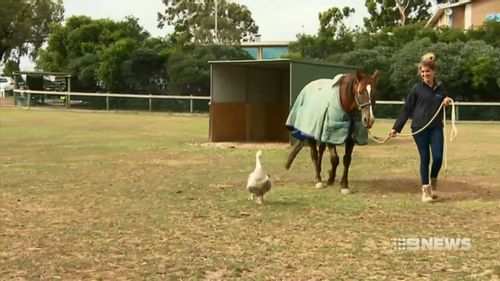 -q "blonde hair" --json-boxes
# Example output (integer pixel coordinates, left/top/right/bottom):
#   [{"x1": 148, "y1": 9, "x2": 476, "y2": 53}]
[{"x1": 419, "y1": 52, "x2": 436, "y2": 71}]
